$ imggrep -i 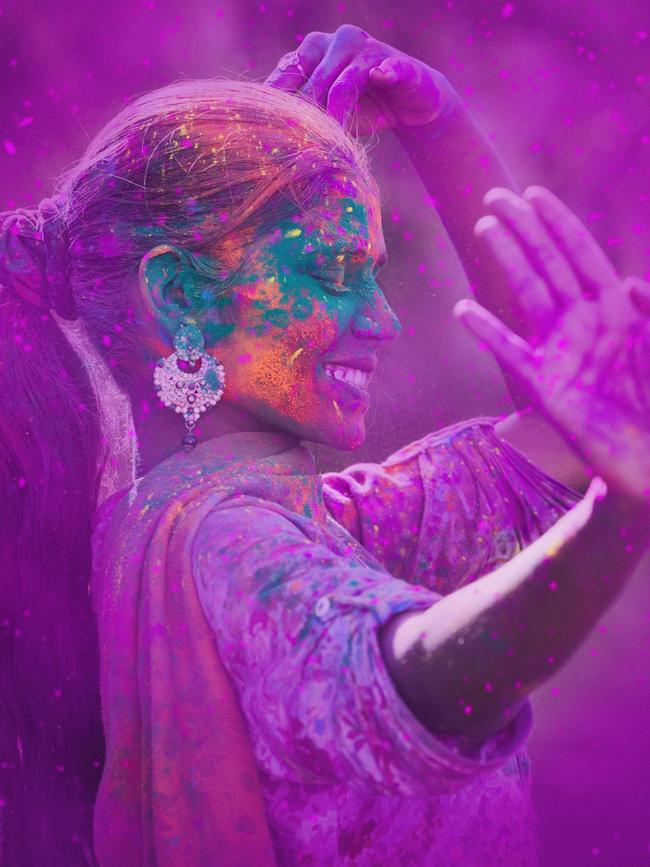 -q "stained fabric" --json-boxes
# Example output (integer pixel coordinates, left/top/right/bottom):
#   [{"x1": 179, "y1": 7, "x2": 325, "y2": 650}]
[{"x1": 91, "y1": 420, "x2": 580, "y2": 866}]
